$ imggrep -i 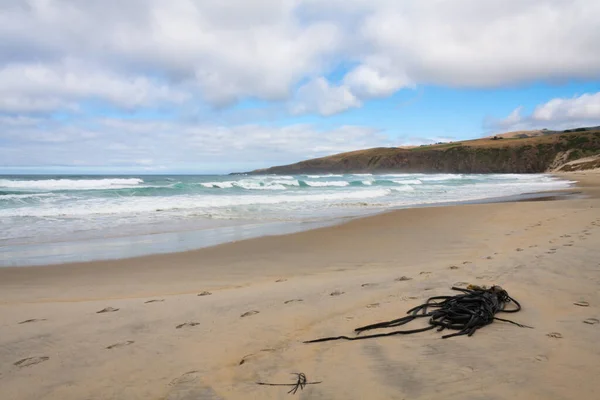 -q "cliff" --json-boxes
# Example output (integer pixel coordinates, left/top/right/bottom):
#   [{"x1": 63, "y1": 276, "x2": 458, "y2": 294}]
[{"x1": 248, "y1": 128, "x2": 600, "y2": 175}]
